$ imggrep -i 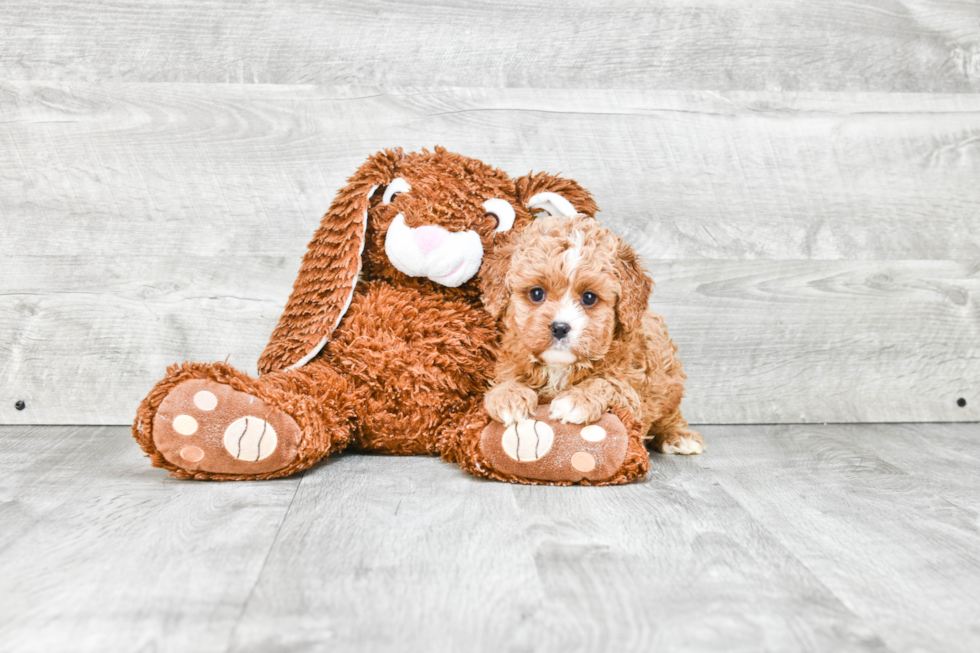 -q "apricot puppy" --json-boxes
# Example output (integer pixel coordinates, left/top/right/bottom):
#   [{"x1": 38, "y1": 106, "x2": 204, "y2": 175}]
[{"x1": 482, "y1": 214, "x2": 704, "y2": 454}]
